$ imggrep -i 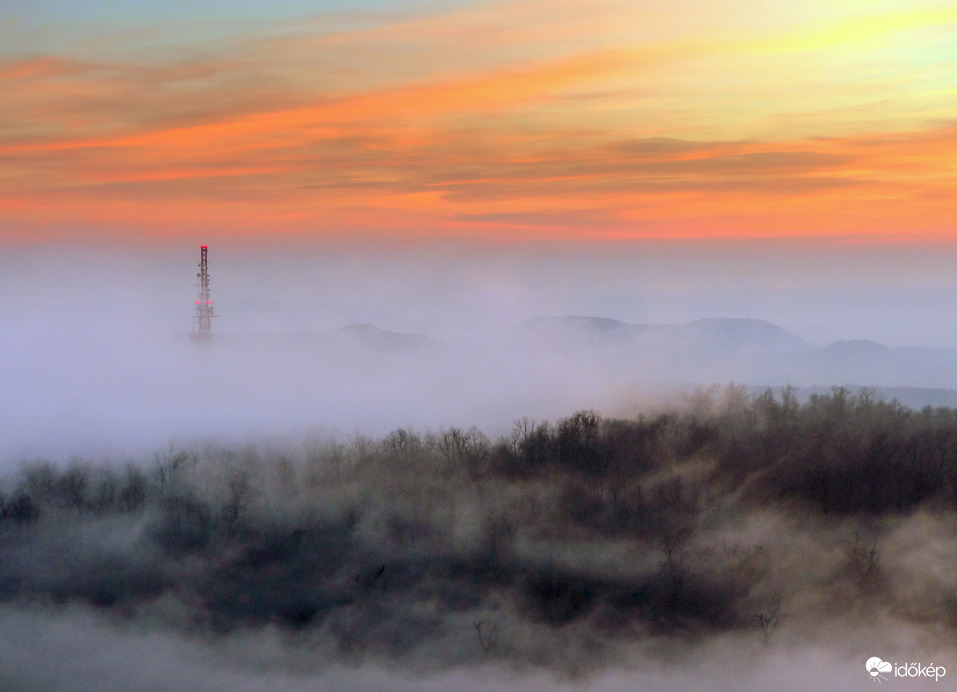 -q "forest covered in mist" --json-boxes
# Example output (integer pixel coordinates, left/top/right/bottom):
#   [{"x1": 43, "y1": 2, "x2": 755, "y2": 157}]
[{"x1": 1, "y1": 385, "x2": 956, "y2": 687}]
